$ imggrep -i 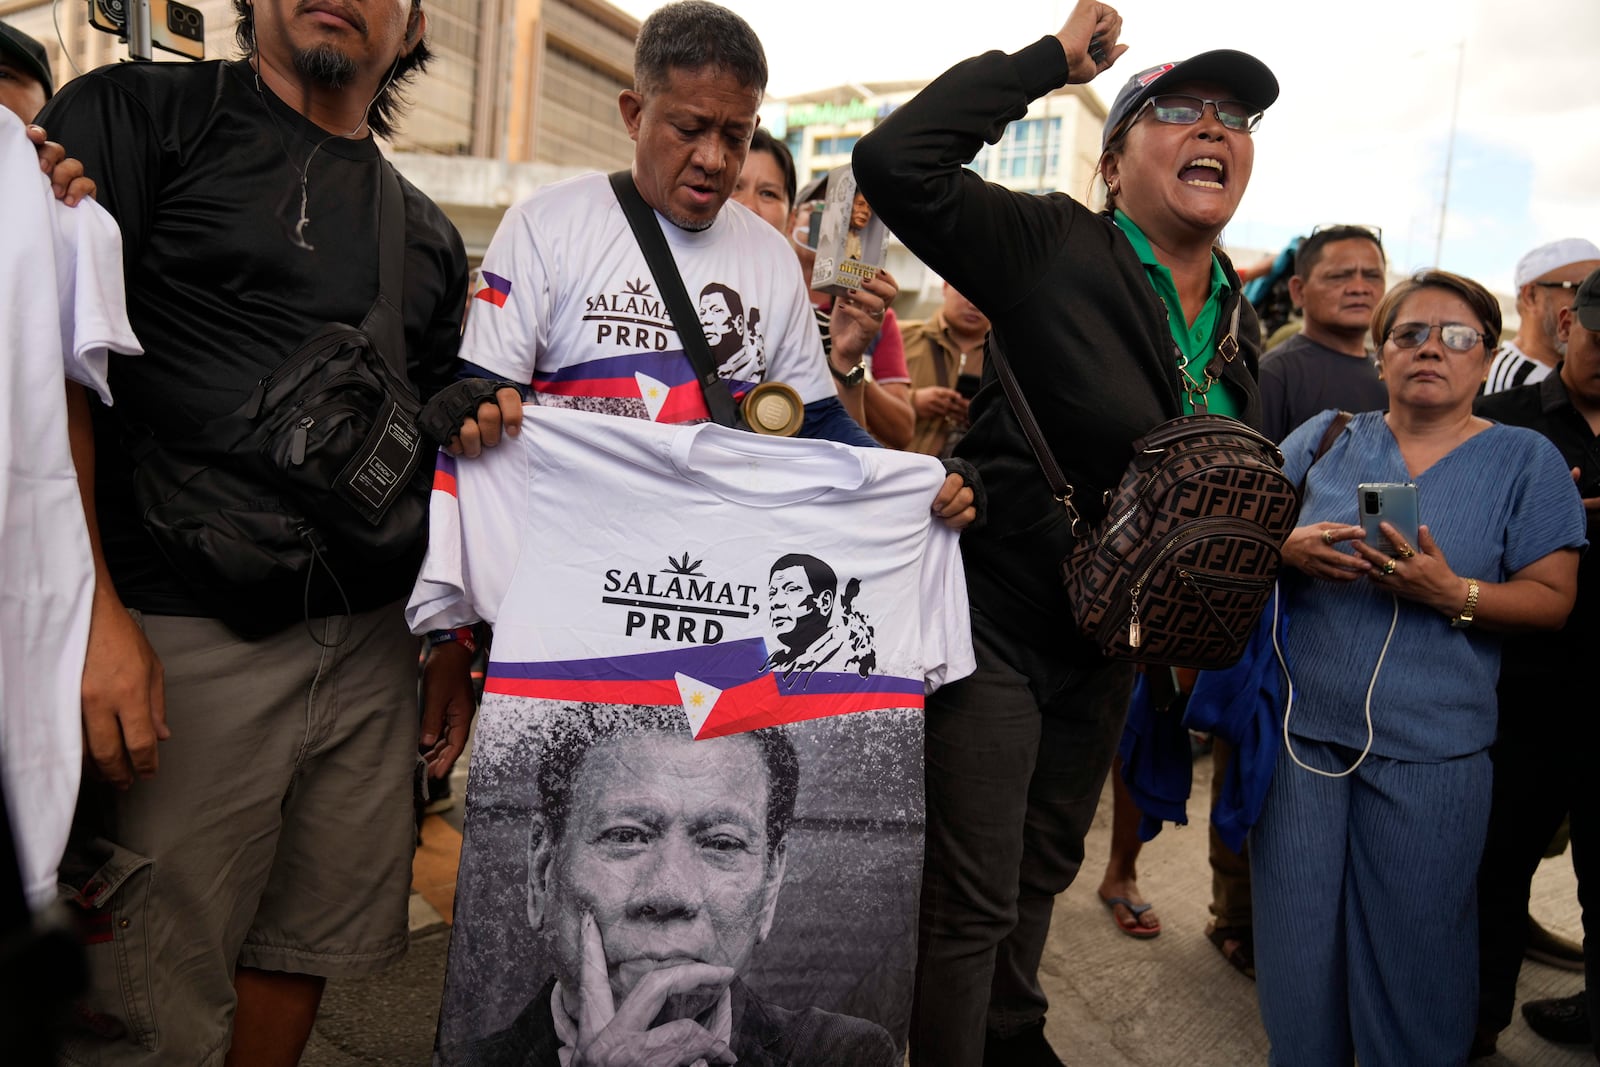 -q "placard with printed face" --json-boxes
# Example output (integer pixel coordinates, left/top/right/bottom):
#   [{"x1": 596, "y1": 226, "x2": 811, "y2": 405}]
[{"x1": 809, "y1": 165, "x2": 887, "y2": 297}]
